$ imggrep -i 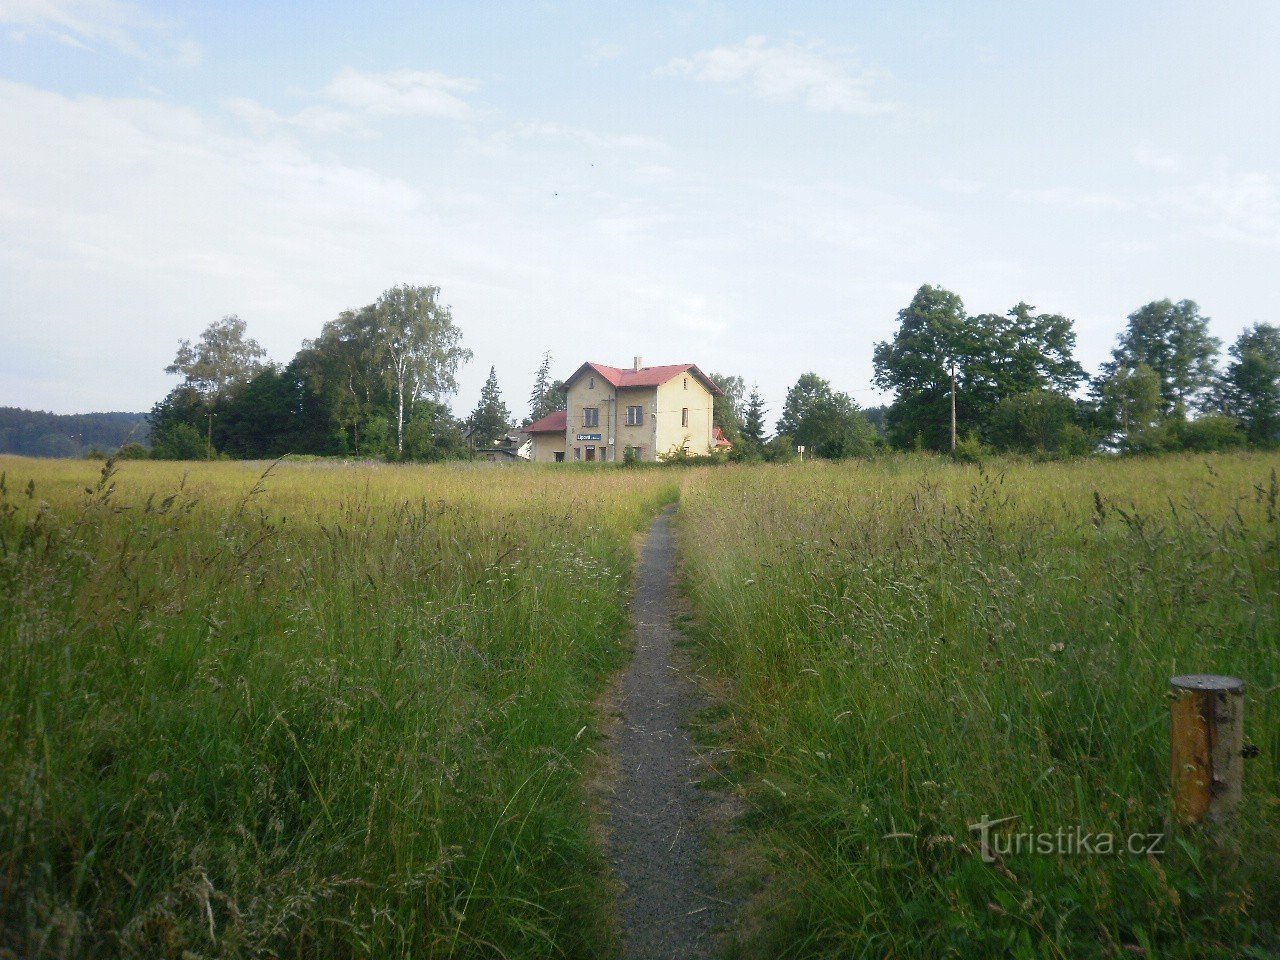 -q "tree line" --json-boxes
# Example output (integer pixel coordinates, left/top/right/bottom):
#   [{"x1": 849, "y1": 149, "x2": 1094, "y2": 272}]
[
  {"x1": 149, "y1": 287, "x2": 475, "y2": 461},
  {"x1": 710, "y1": 286, "x2": 1279, "y2": 461},
  {"x1": 137, "y1": 281, "x2": 1279, "y2": 463},
  {"x1": 0, "y1": 409, "x2": 148, "y2": 458}
]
